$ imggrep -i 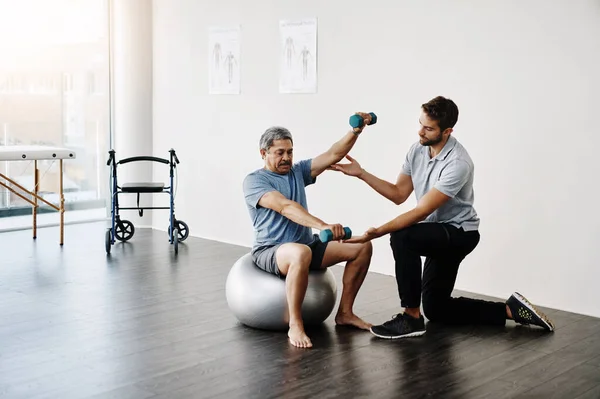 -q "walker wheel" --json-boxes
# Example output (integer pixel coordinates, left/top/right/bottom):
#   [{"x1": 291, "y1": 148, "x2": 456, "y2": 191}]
[
  {"x1": 173, "y1": 228, "x2": 179, "y2": 254},
  {"x1": 175, "y1": 220, "x2": 189, "y2": 242},
  {"x1": 105, "y1": 229, "x2": 112, "y2": 254},
  {"x1": 115, "y1": 220, "x2": 135, "y2": 242},
  {"x1": 168, "y1": 220, "x2": 189, "y2": 242}
]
